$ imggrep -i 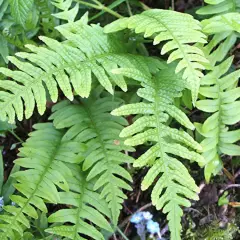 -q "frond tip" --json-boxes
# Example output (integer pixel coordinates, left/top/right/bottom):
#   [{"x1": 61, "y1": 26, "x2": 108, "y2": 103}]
[{"x1": 104, "y1": 9, "x2": 208, "y2": 104}]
